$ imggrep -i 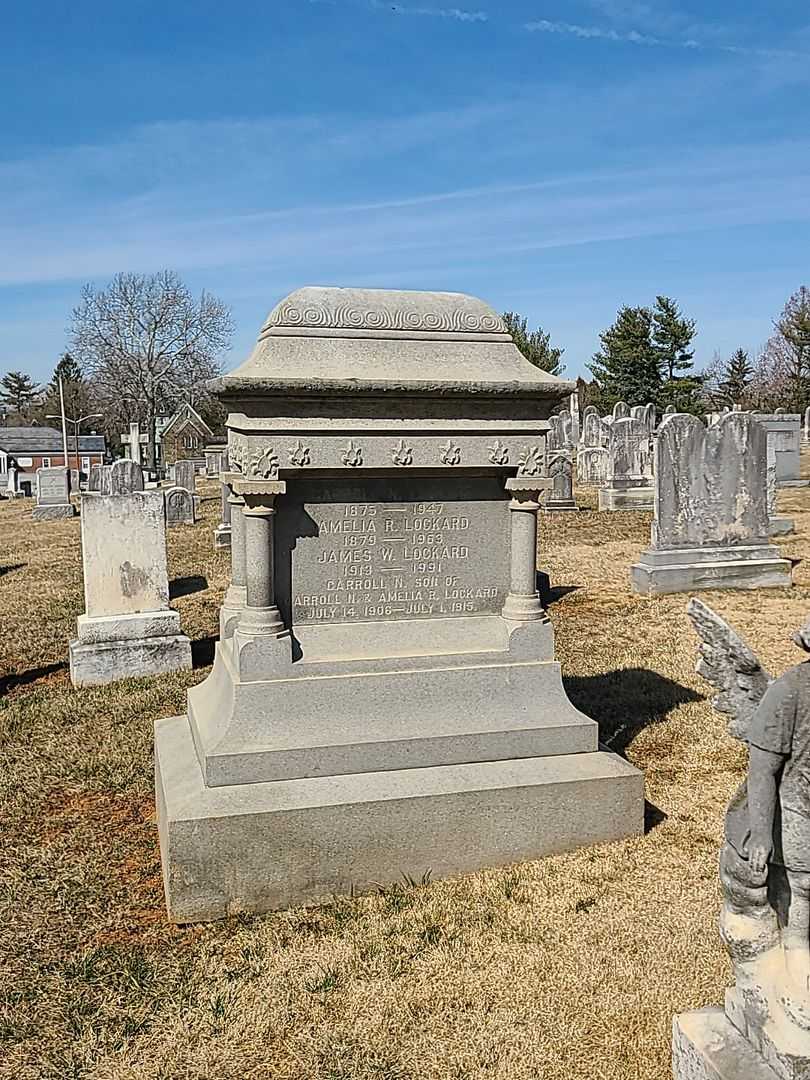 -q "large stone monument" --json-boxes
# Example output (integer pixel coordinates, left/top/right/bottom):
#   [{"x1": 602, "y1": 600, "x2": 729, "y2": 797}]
[
  {"x1": 631, "y1": 413, "x2": 791, "y2": 595},
  {"x1": 673, "y1": 600, "x2": 810, "y2": 1080},
  {"x1": 32, "y1": 466, "x2": 75, "y2": 521},
  {"x1": 155, "y1": 287, "x2": 644, "y2": 922},
  {"x1": 597, "y1": 416, "x2": 654, "y2": 511},
  {"x1": 69, "y1": 491, "x2": 192, "y2": 686}
]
